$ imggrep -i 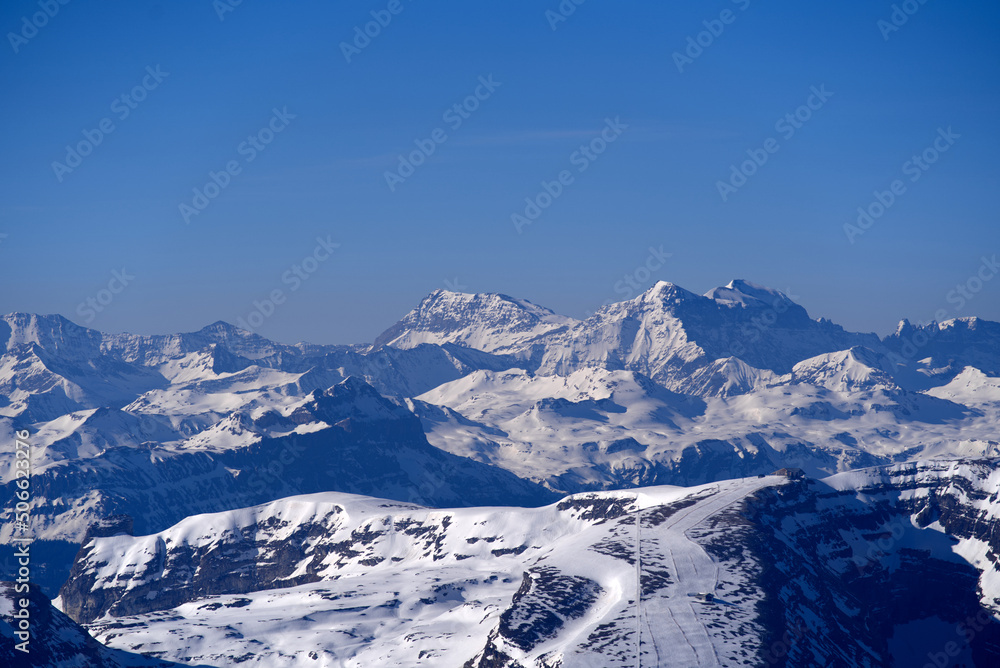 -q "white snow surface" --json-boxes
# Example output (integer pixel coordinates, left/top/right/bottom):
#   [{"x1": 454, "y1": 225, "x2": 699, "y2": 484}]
[
  {"x1": 376, "y1": 290, "x2": 577, "y2": 354},
  {"x1": 77, "y1": 478, "x2": 783, "y2": 667}
]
